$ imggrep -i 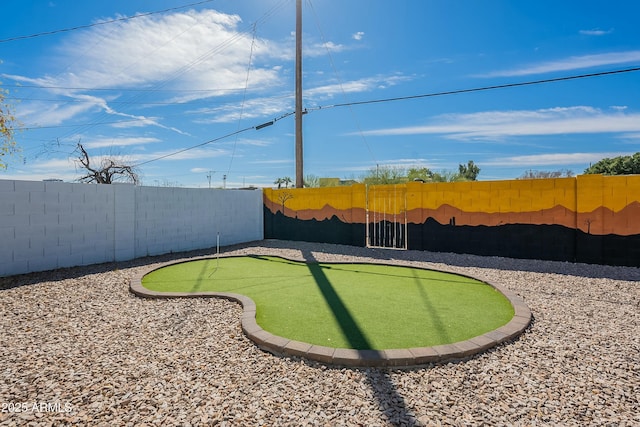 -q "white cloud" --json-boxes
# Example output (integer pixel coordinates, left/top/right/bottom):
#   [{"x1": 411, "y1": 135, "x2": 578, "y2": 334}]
[
  {"x1": 132, "y1": 147, "x2": 230, "y2": 162},
  {"x1": 192, "y1": 73, "x2": 412, "y2": 123},
  {"x1": 322, "y1": 41, "x2": 346, "y2": 51},
  {"x1": 1, "y1": 157, "x2": 81, "y2": 182},
  {"x1": 300, "y1": 40, "x2": 349, "y2": 57},
  {"x1": 619, "y1": 133, "x2": 640, "y2": 140},
  {"x1": 190, "y1": 167, "x2": 210, "y2": 173},
  {"x1": 6, "y1": 9, "x2": 291, "y2": 129},
  {"x1": 359, "y1": 106, "x2": 640, "y2": 140},
  {"x1": 82, "y1": 136, "x2": 161, "y2": 149},
  {"x1": 485, "y1": 152, "x2": 633, "y2": 167},
  {"x1": 305, "y1": 74, "x2": 413, "y2": 100},
  {"x1": 193, "y1": 96, "x2": 293, "y2": 123},
  {"x1": 223, "y1": 138, "x2": 272, "y2": 147},
  {"x1": 6, "y1": 8, "x2": 382, "y2": 134},
  {"x1": 16, "y1": 96, "x2": 101, "y2": 127},
  {"x1": 479, "y1": 50, "x2": 640, "y2": 77},
  {"x1": 248, "y1": 158, "x2": 291, "y2": 165},
  {"x1": 580, "y1": 28, "x2": 613, "y2": 36},
  {"x1": 352, "y1": 32, "x2": 365, "y2": 41},
  {"x1": 51, "y1": 9, "x2": 282, "y2": 91}
]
